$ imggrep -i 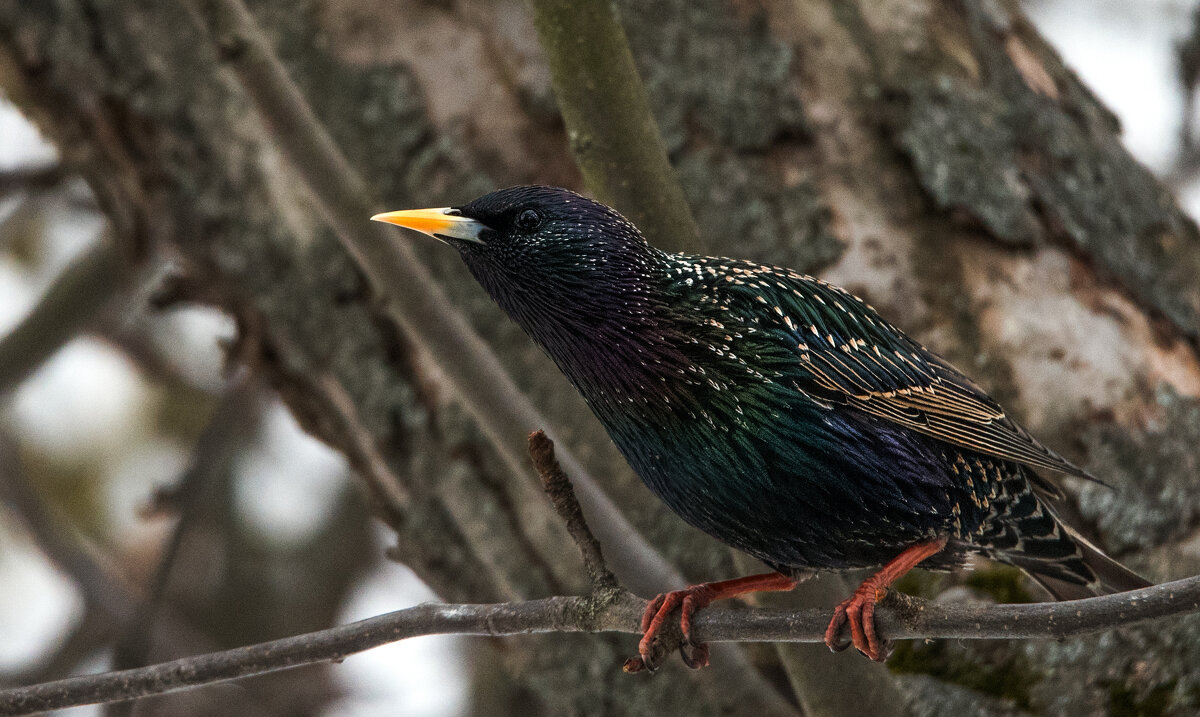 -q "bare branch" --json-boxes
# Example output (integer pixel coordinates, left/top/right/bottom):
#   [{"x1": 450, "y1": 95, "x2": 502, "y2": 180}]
[
  {"x1": 528, "y1": 430, "x2": 618, "y2": 593},
  {"x1": 0, "y1": 434, "x2": 140, "y2": 622},
  {"x1": 0, "y1": 236, "x2": 123, "y2": 394},
  {"x1": 0, "y1": 162, "x2": 66, "y2": 197},
  {"x1": 1, "y1": 576, "x2": 1198, "y2": 715},
  {"x1": 526, "y1": 0, "x2": 703, "y2": 253},
  {"x1": 311, "y1": 373, "x2": 412, "y2": 514}
]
